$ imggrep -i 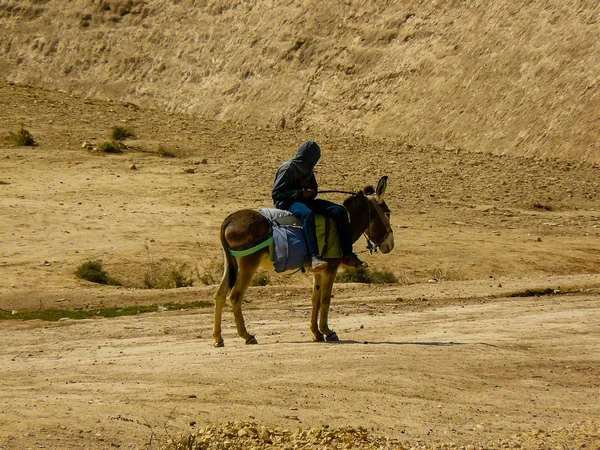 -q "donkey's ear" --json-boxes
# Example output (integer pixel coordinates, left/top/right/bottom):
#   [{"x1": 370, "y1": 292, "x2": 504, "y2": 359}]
[{"x1": 376, "y1": 176, "x2": 388, "y2": 197}]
